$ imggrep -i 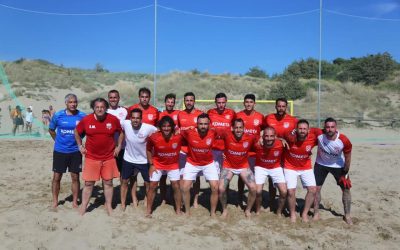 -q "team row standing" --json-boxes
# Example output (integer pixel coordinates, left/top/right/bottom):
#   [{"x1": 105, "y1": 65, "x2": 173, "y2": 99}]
[{"x1": 50, "y1": 88, "x2": 353, "y2": 224}]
